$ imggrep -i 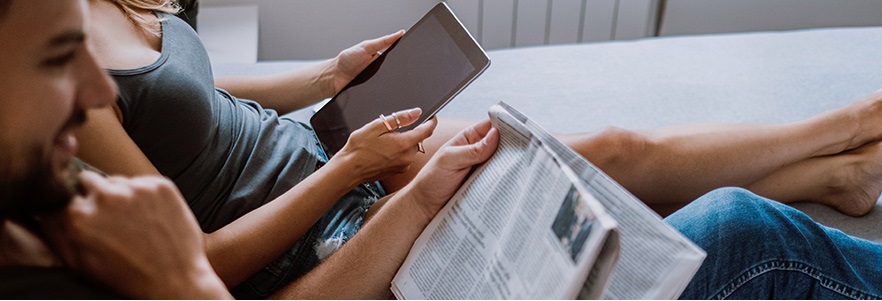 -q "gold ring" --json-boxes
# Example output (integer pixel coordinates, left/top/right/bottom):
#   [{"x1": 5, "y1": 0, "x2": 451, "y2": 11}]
[
  {"x1": 391, "y1": 112, "x2": 402, "y2": 129},
  {"x1": 379, "y1": 114, "x2": 394, "y2": 132}
]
